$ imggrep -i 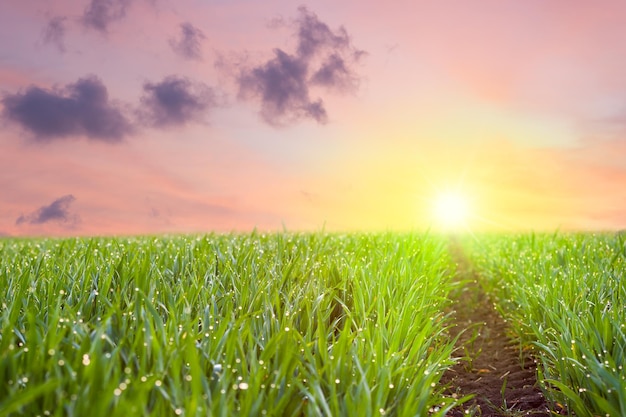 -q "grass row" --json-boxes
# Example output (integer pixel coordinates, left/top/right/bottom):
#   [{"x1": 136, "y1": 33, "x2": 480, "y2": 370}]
[
  {"x1": 467, "y1": 232, "x2": 626, "y2": 417},
  {"x1": 0, "y1": 232, "x2": 464, "y2": 416}
]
